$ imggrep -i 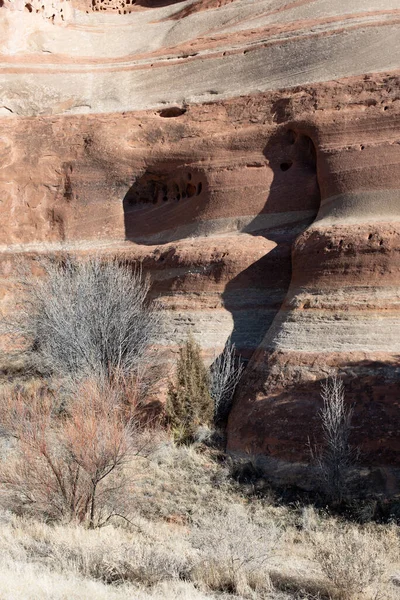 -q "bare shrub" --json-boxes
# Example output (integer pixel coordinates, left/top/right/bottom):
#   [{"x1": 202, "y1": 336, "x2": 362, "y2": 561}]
[
  {"x1": 190, "y1": 505, "x2": 278, "y2": 598},
  {"x1": 166, "y1": 335, "x2": 213, "y2": 444},
  {"x1": 4, "y1": 255, "x2": 160, "y2": 380},
  {"x1": 314, "y1": 374, "x2": 357, "y2": 503},
  {"x1": 208, "y1": 337, "x2": 243, "y2": 424},
  {"x1": 0, "y1": 376, "x2": 150, "y2": 527},
  {"x1": 309, "y1": 521, "x2": 392, "y2": 600}
]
